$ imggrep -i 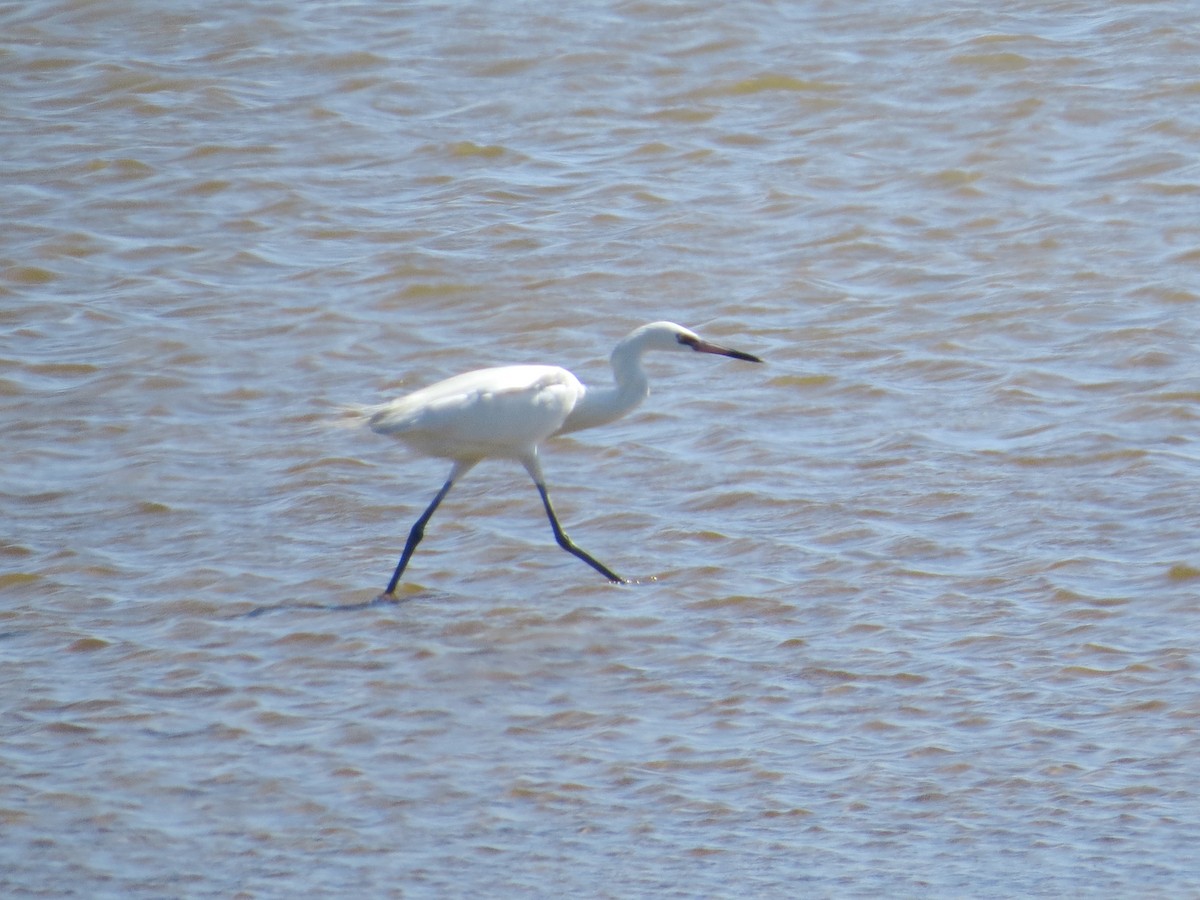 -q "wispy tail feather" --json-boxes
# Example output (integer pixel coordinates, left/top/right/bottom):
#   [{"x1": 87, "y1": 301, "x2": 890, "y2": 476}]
[{"x1": 331, "y1": 402, "x2": 383, "y2": 430}]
